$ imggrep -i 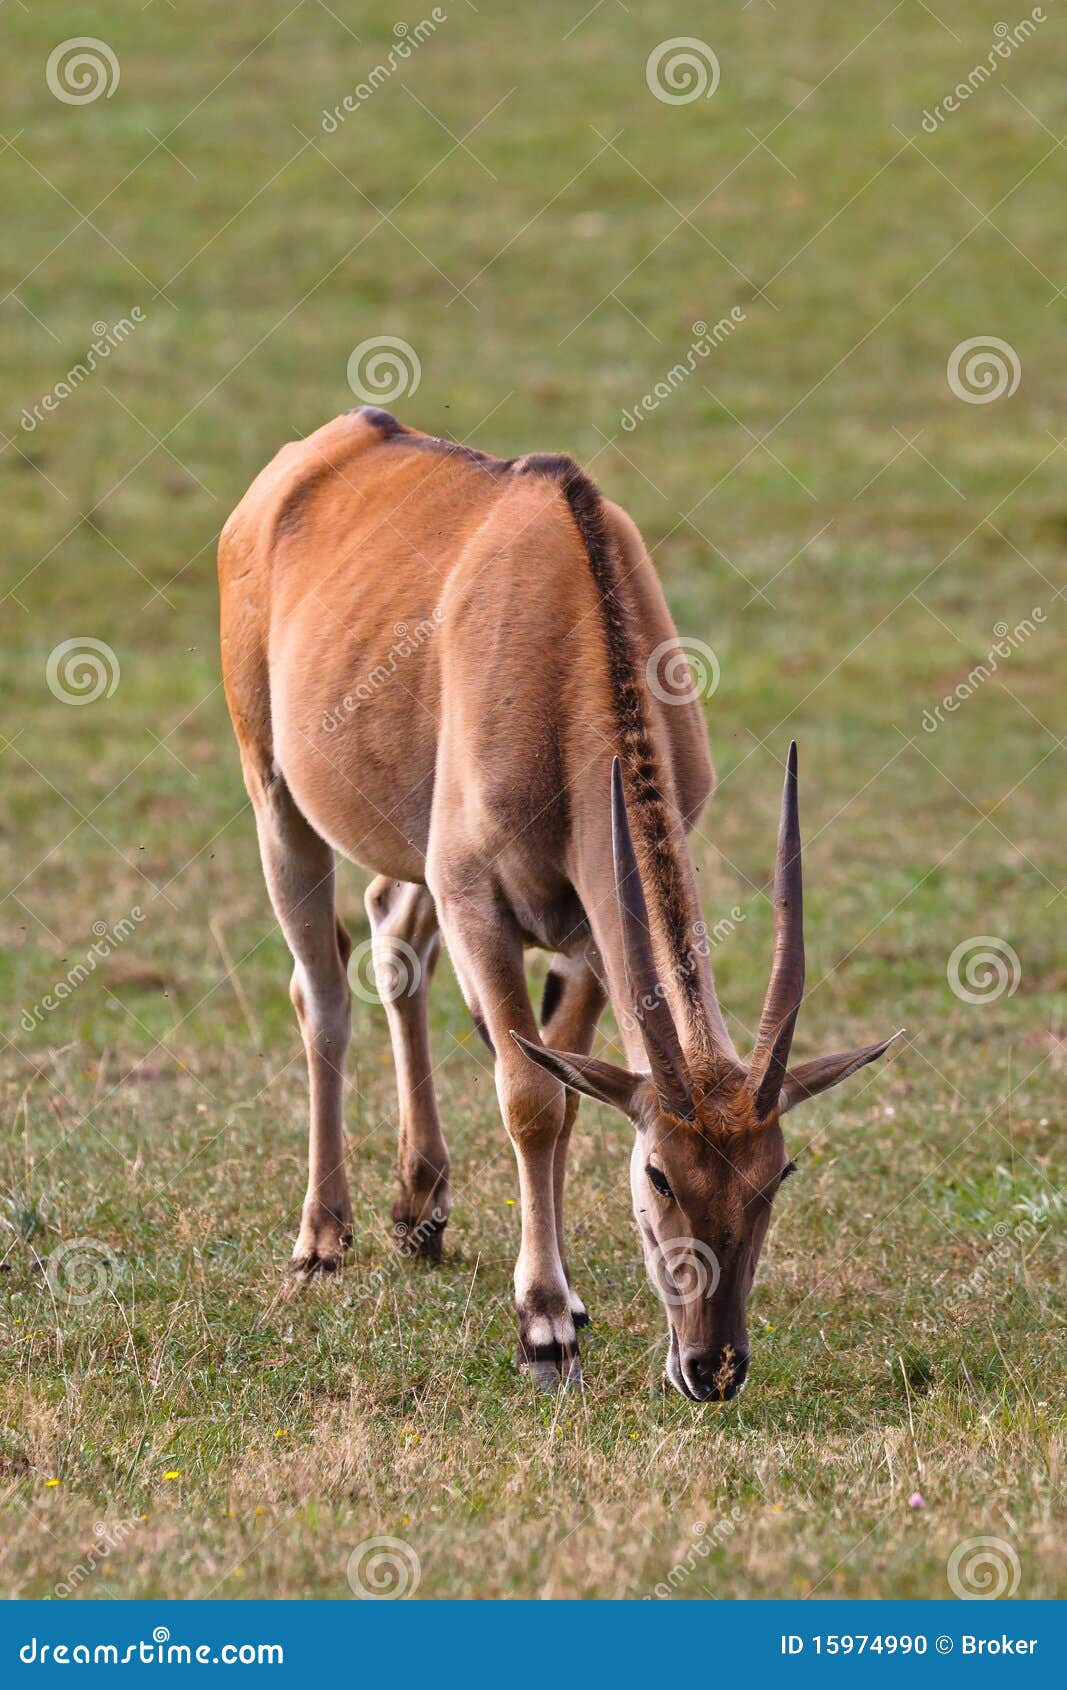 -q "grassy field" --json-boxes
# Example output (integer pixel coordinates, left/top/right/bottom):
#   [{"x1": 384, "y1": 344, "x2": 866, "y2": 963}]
[{"x1": 1, "y1": 0, "x2": 1064, "y2": 1600}]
